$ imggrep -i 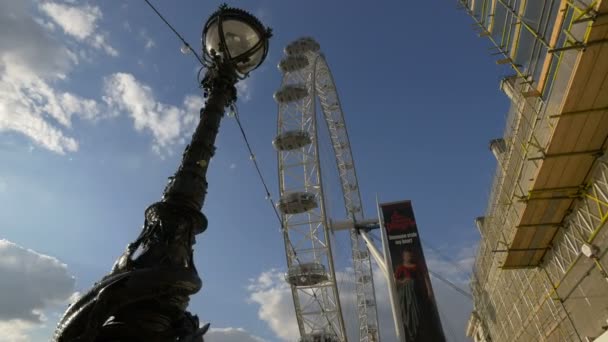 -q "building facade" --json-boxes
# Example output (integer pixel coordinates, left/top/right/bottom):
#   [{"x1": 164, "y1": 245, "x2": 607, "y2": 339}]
[{"x1": 459, "y1": 0, "x2": 608, "y2": 341}]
